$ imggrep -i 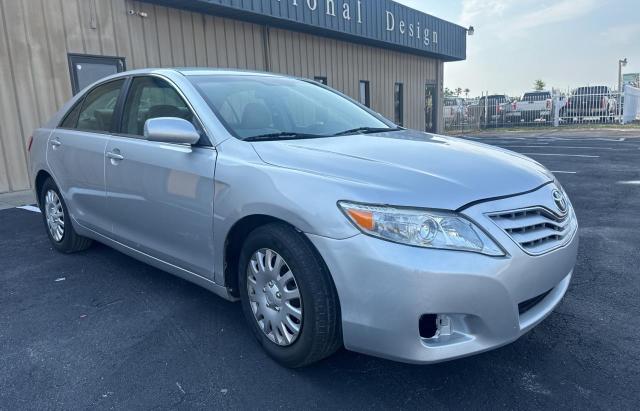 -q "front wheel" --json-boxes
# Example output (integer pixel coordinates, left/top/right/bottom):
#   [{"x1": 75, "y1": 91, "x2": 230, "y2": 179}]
[{"x1": 238, "y1": 223, "x2": 342, "y2": 368}]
